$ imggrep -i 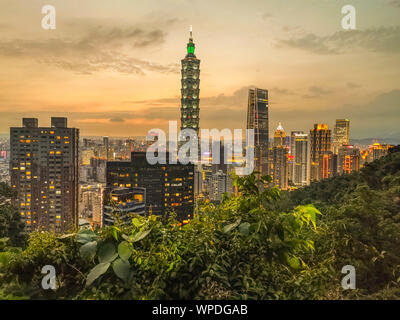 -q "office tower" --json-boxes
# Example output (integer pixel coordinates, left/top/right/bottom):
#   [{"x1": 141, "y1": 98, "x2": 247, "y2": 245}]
[
  {"x1": 211, "y1": 141, "x2": 228, "y2": 174},
  {"x1": 180, "y1": 26, "x2": 200, "y2": 134},
  {"x1": 290, "y1": 131, "x2": 304, "y2": 156},
  {"x1": 246, "y1": 88, "x2": 269, "y2": 176},
  {"x1": 310, "y1": 124, "x2": 332, "y2": 181},
  {"x1": 292, "y1": 133, "x2": 309, "y2": 186},
  {"x1": 106, "y1": 152, "x2": 194, "y2": 221},
  {"x1": 268, "y1": 123, "x2": 288, "y2": 190},
  {"x1": 103, "y1": 136, "x2": 109, "y2": 161},
  {"x1": 103, "y1": 187, "x2": 145, "y2": 226},
  {"x1": 333, "y1": 119, "x2": 350, "y2": 154},
  {"x1": 338, "y1": 145, "x2": 360, "y2": 174},
  {"x1": 10, "y1": 117, "x2": 79, "y2": 233},
  {"x1": 318, "y1": 151, "x2": 337, "y2": 179}
]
